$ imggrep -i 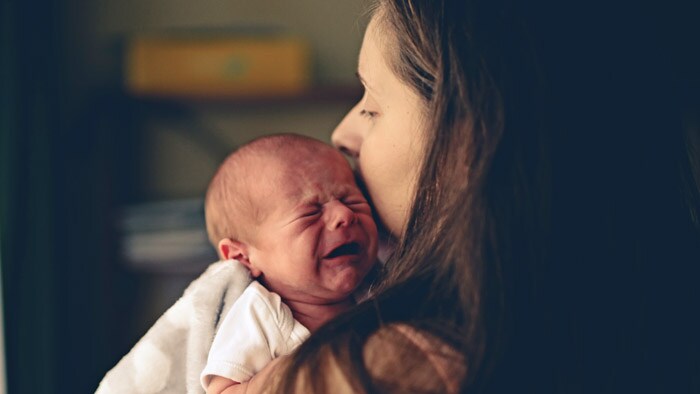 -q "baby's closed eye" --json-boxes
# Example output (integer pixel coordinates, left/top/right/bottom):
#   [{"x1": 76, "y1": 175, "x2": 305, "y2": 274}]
[
  {"x1": 300, "y1": 209, "x2": 321, "y2": 218},
  {"x1": 344, "y1": 200, "x2": 371, "y2": 213}
]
